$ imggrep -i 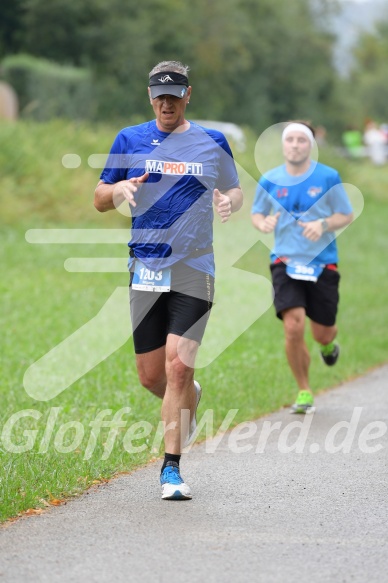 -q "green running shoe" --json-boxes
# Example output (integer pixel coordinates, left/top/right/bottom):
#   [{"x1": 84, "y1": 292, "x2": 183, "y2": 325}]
[
  {"x1": 291, "y1": 390, "x2": 315, "y2": 414},
  {"x1": 320, "y1": 342, "x2": 340, "y2": 366}
]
